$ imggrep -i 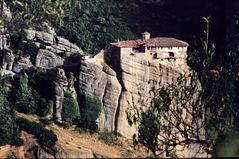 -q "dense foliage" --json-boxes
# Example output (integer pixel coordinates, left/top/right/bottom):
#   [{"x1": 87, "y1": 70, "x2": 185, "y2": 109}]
[
  {"x1": 62, "y1": 90, "x2": 80, "y2": 124},
  {"x1": 77, "y1": 93, "x2": 102, "y2": 131},
  {"x1": 98, "y1": 132, "x2": 118, "y2": 146},
  {"x1": 0, "y1": 85, "x2": 23, "y2": 146},
  {"x1": 5, "y1": 0, "x2": 136, "y2": 55},
  {"x1": 79, "y1": 93, "x2": 102, "y2": 123},
  {"x1": 16, "y1": 117, "x2": 57, "y2": 154},
  {"x1": 15, "y1": 73, "x2": 37, "y2": 114}
]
